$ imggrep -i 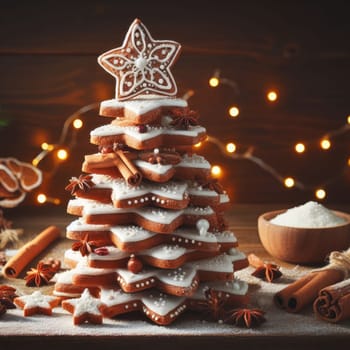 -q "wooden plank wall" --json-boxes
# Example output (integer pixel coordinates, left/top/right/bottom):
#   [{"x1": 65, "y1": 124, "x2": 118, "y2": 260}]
[{"x1": 0, "y1": 0, "x2": 349, "y2": 206}]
